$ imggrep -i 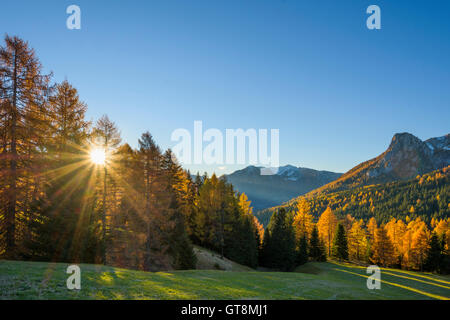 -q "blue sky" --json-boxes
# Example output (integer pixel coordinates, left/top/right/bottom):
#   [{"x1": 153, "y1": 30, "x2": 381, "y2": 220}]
[{"x1": 1, "y1": 0, "x2": 449, "y2": 175}]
